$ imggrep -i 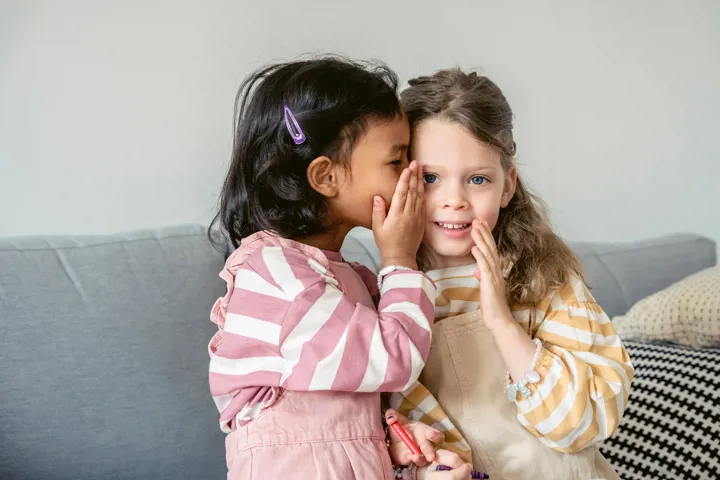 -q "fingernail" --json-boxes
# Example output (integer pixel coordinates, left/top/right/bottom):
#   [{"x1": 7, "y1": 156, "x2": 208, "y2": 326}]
[
  {"x1": 374, "y1": 197, "x2": 380, "y2": 205},
  {"x1": 386, "y1": 414, "x2": 396, "y2": 423}
]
